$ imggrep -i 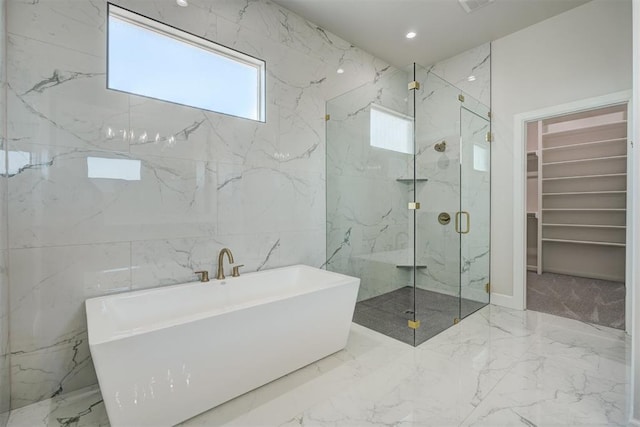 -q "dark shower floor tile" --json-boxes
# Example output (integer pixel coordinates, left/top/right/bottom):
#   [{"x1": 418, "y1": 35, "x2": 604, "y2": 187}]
[
  {"x1": 353, "y1": 306, "x2": 414, "y2": 345},
  {"x1": 527, "y1": 271, "x2": 625, "y2": 330},
  {"x1": 353, "y1": 286, "x2": 487, "y2": 346}
]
